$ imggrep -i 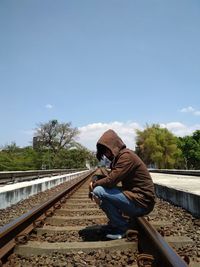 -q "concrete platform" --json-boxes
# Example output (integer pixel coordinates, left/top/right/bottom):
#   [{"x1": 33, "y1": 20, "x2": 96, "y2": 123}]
[
  {"x1": 151, "y1": 173, "x2": 200, "y2": 218},
  {"x1": 0, "y1": 171, "x2": 88, "y2": 209},
  {"x1": 151, "y1": 173, "x2": 200, "y2": 195}
]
